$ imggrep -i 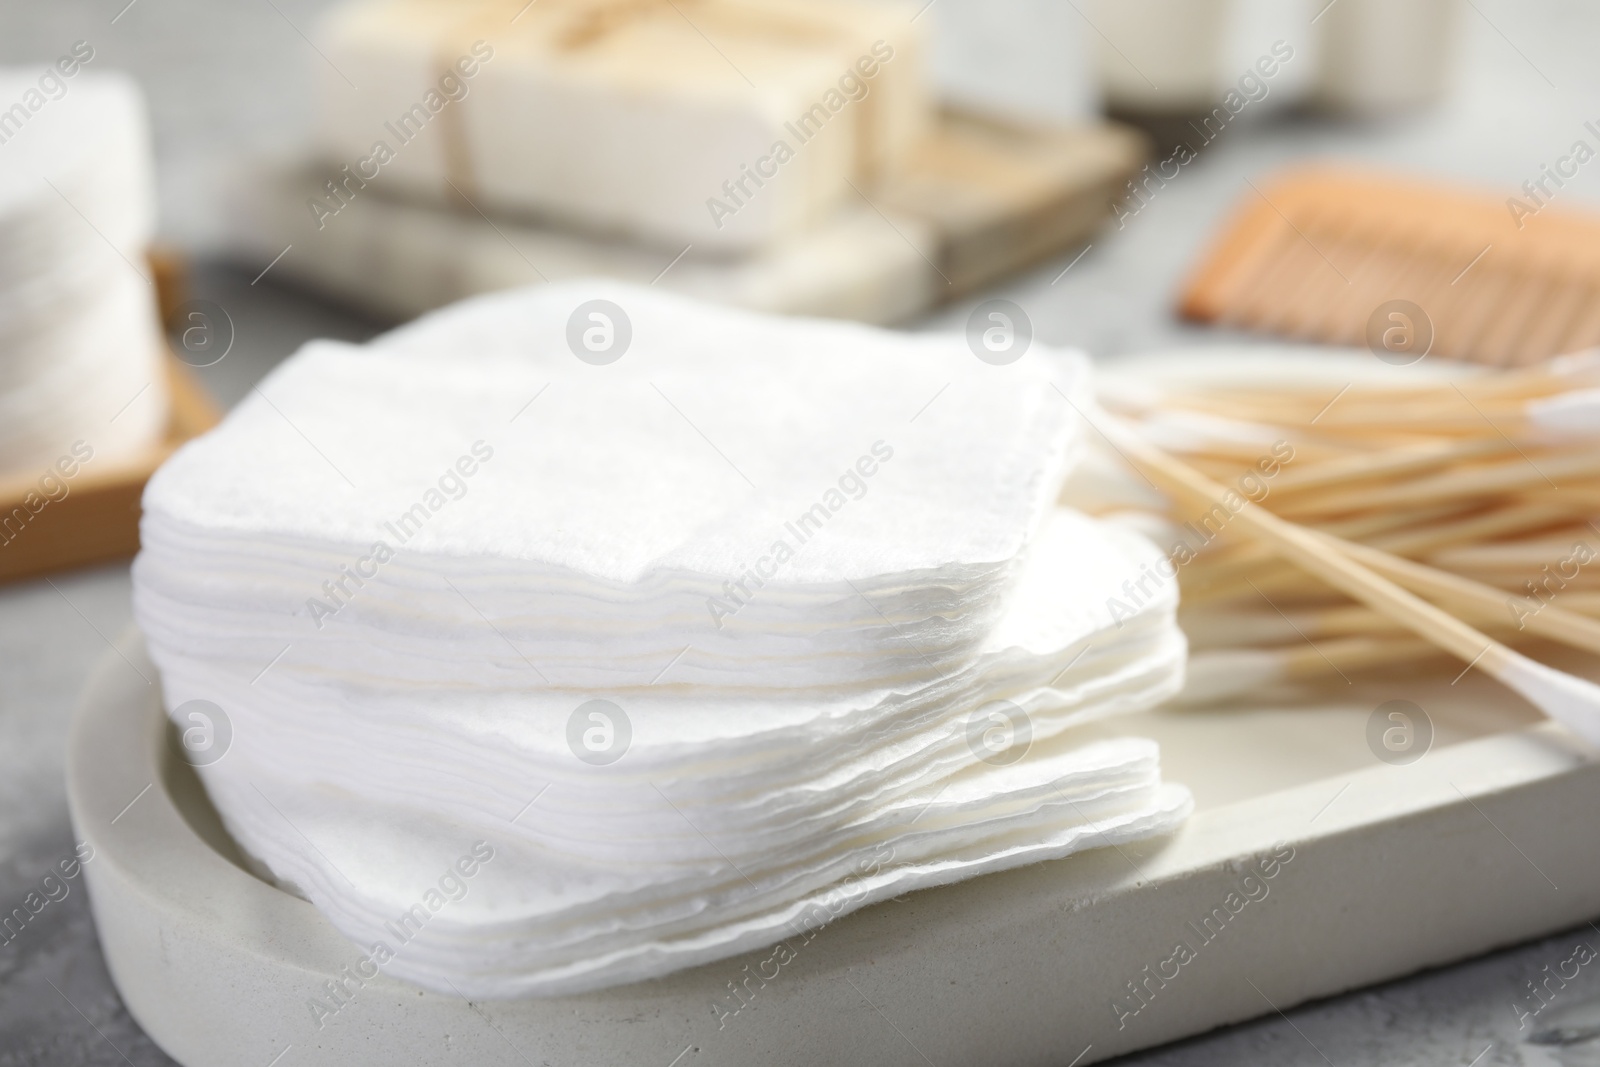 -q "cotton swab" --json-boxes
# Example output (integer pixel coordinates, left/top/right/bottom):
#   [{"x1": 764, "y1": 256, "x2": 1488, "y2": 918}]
[{"x1": 1092, "y1": 407, "x2": 1600, "y2": 745}]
